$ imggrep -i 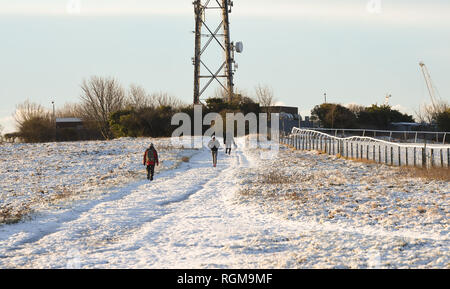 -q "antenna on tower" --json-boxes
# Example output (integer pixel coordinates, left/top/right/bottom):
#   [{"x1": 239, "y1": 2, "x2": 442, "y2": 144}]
[
  {"x1": 384, "y1": 94, "x2": 392, "y2": 105},
  {"x1": 192, "y1": 0, "x2": 243, "y2": 104}
]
